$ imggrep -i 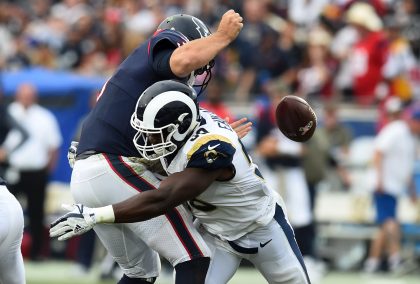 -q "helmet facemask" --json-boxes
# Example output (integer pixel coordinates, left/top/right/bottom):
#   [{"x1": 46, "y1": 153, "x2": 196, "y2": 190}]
[
  {"x1": 131, "y1": 86, "x2": 200, "y2": 161},
  {"x1": 130, "y1": 116, "x2": 179, "y2": 160},
  {"x1": 193, "y1": 59, "x2": 215, "y2": 96}
]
